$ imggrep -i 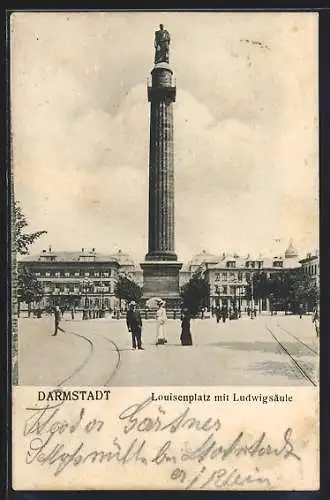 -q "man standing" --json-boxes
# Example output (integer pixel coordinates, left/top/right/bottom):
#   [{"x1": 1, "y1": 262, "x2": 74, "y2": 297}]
[
  {"x1": 126, "y1": 301, "x2": 144, "y2": 350},
  {"x1": 52, "y1": 305, "x2": 65, "y2": 336}
]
